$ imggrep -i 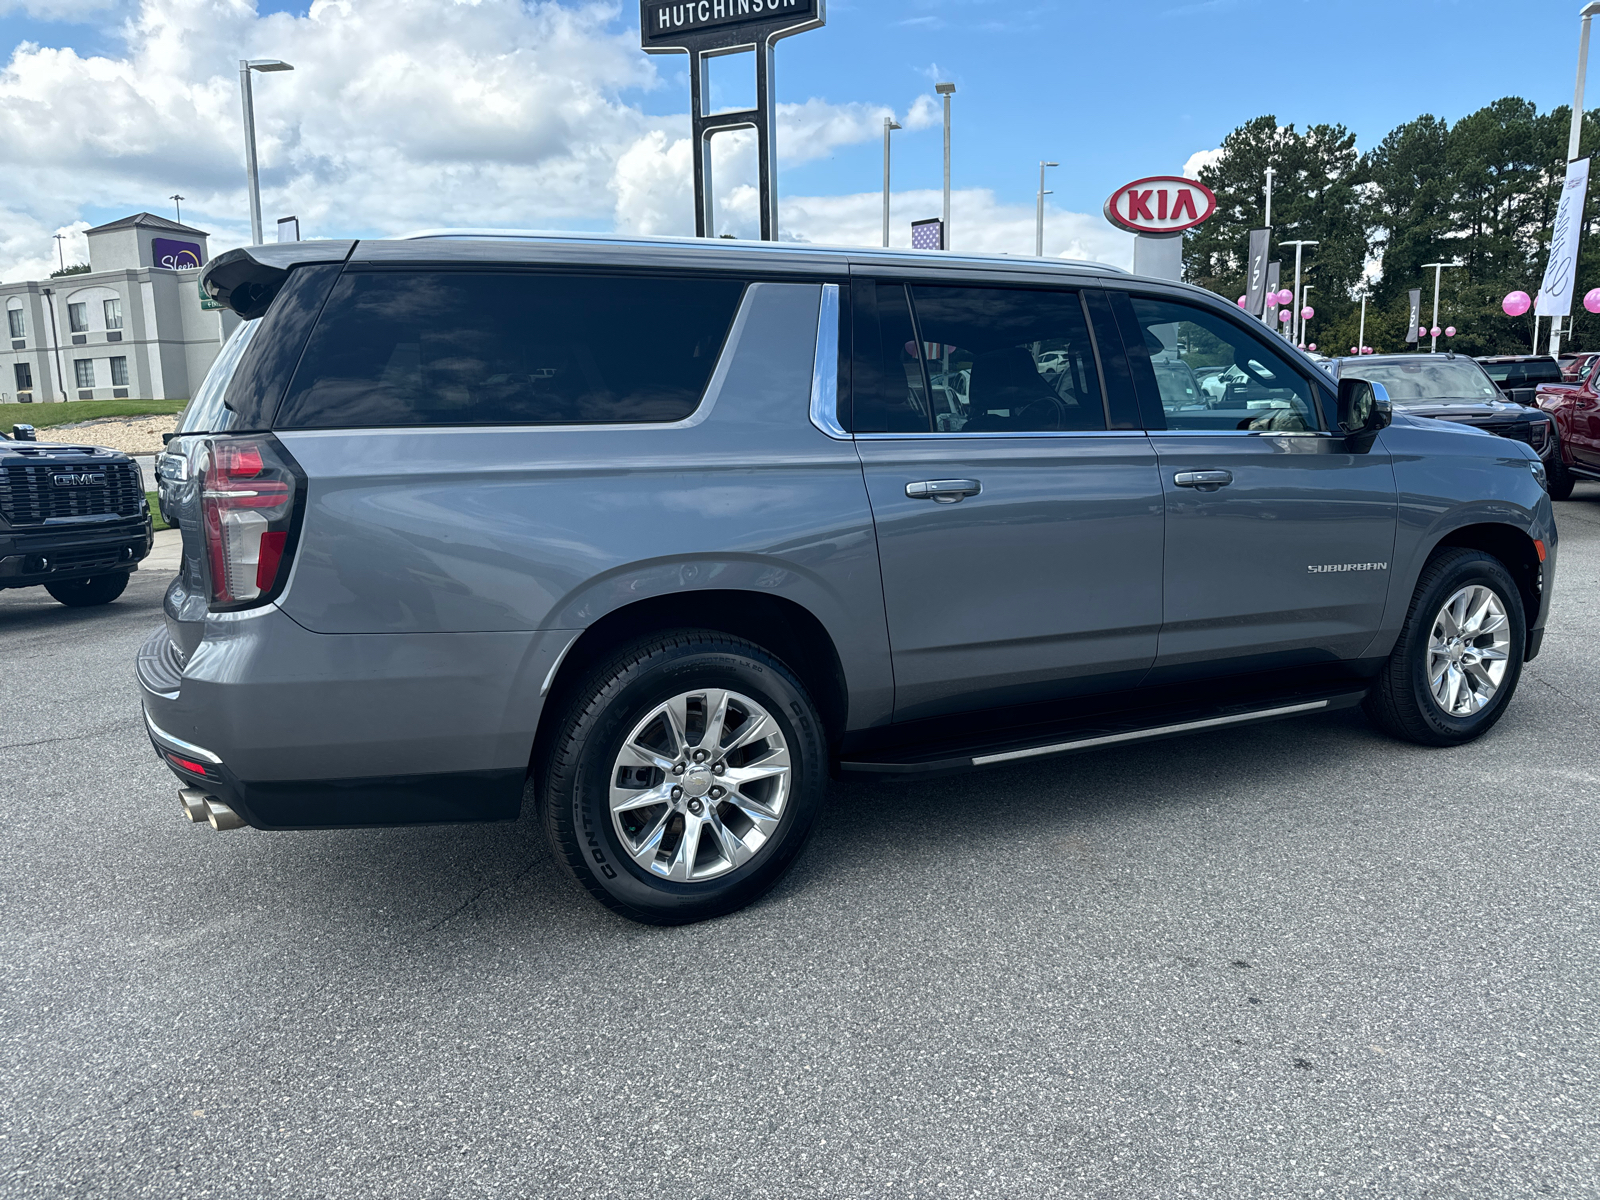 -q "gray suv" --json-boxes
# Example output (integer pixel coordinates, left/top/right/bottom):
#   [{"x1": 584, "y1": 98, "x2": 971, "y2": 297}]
[{"x1": 136, "y1": 234, "x2": 1557, "y2": 924}]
